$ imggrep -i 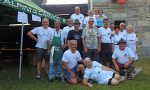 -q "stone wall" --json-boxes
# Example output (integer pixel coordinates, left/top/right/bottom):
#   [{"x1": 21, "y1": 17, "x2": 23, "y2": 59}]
[{"x1": 91, "y1": 0, "x2": 150, "y2": 56}]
